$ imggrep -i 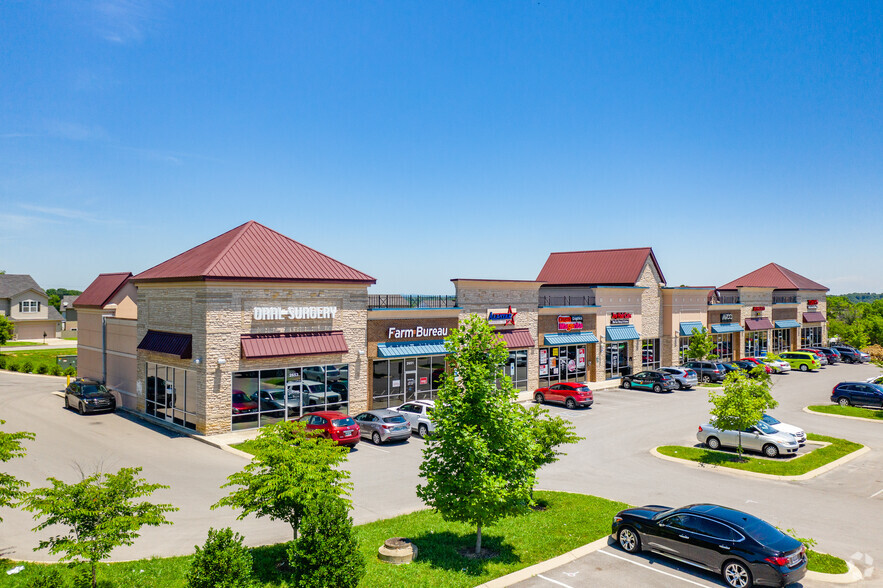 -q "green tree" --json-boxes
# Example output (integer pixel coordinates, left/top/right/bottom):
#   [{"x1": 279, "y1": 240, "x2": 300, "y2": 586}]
[
  {"x1": 417, "y1": 314, "x2": 539, "y2": 555},
  {"x1": 213, "y1": 420, "x2": 351, "y2": 541},
  {"x1": 707, "y1": 368, "x2": 777, "y2": 460},
  {"x1": 22, "y1": 467, "x2": 177, "y2": 588},
  {"x1": 0, "y1": 314, "x2": 14, "y2": 347},
  {"x1": 524, "y1": 404, "x2": 582, "y2": 478},
  {"x1": 287, "y1": 497, "x2": 366, "y2": 588},
  {"x1": 685, "y1": 327, "x2": 717, "y2": 360},
  {"x1": 186, "y1": 527, "x2": 254, "y2": 588},
  {"x1": 0, "y1": 419, "x2": 34, "y2": 521}
]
